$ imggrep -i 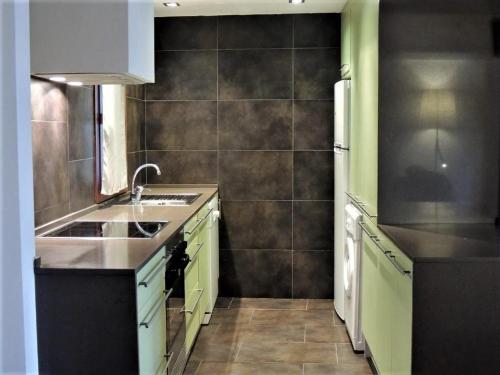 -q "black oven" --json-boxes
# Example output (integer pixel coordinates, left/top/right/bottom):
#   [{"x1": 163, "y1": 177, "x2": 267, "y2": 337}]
[{"x1": 165, "y1": 238, "x2": 189, "y2": 374}]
